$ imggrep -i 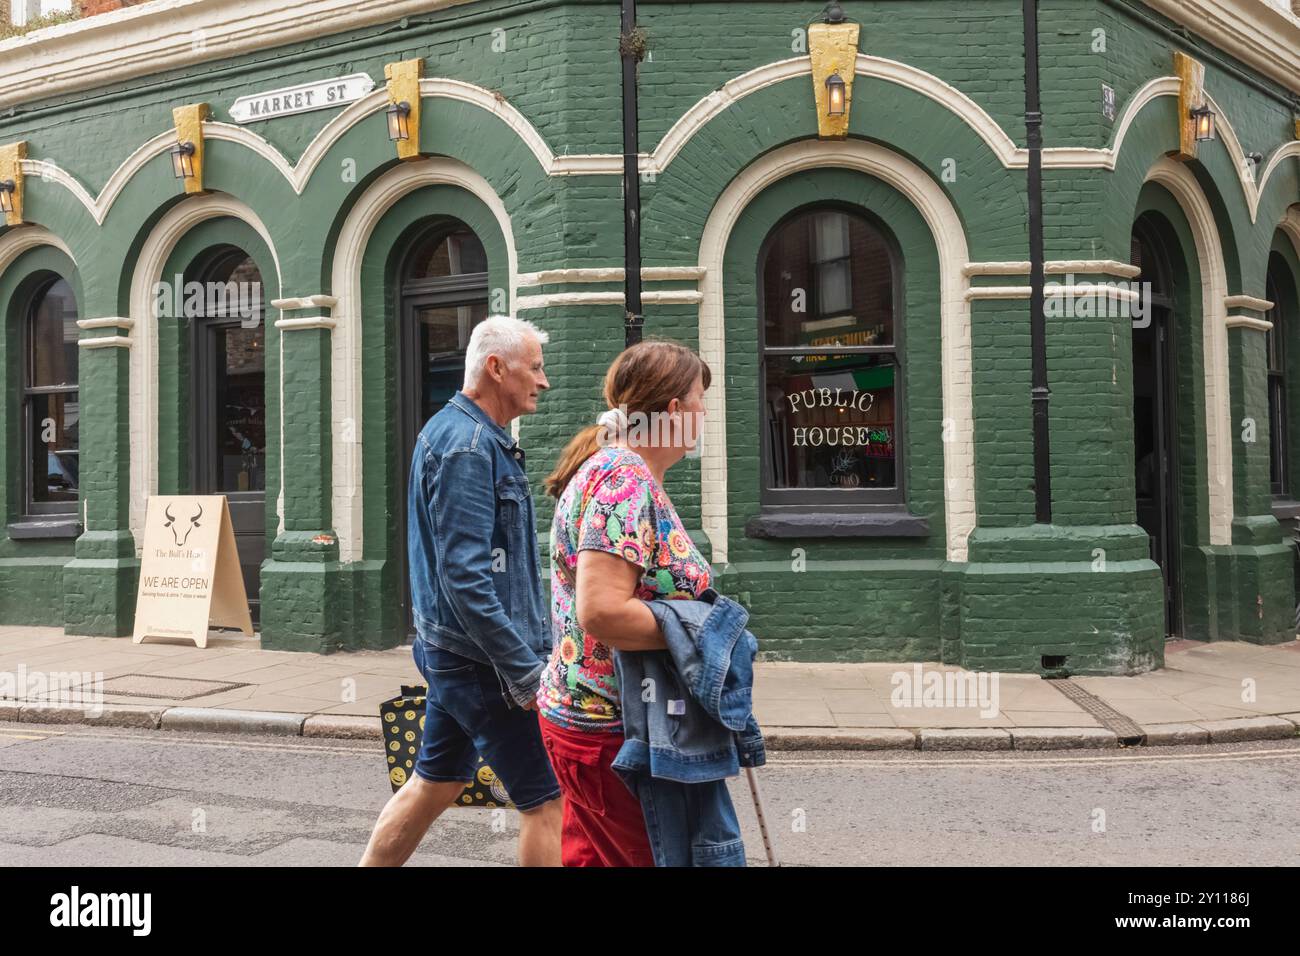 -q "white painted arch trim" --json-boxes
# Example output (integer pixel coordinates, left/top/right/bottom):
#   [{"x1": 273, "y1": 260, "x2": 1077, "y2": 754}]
[
  {"x1": 19, "y1": 58, "x2": 1280, "y2": 235},
  {"x1": 1281, "y1": 207, "x2": 1300, "y2": 264},
  {"x1": 0, "y1": 226, "x2": 75, "y2": 274},
  {"x1": 697, "y1": 138, "x2": 975, "y2": 564},
  {"x1": 329, "y1": 157, "x2": 518, "y2": 563},
  {"x1": 127, "y1": 193, "x2": 283, "y2": 554},
  {"x1": 19, "y1": 77, "x2": 616, "y2": 228},
  {"x1": 1146, "y1": 157, "x2": 1234, "y2": 546}
]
